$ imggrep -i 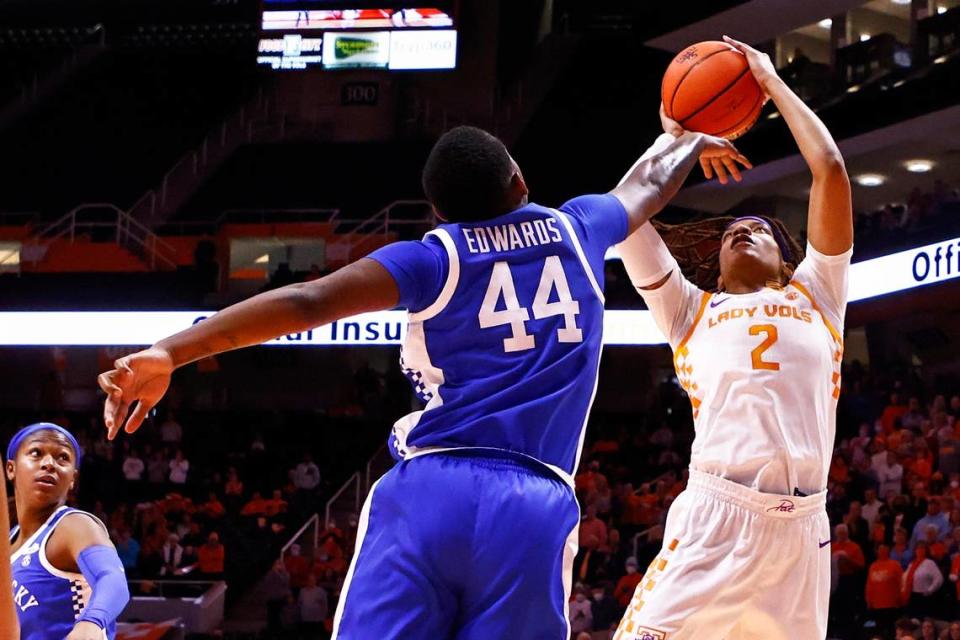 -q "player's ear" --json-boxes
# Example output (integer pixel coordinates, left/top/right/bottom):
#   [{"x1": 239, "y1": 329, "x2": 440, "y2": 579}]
[
  {"x1": 5, "y1": 459, "x2": 14, "y2": 482},
  {"x1": 716, "y1": 274, "x2": 725, "y2": 292},
  {"x1": 508, "y1": 166, "x2": 529, "y2": 207},
  {"x1": 430, "y1": 203, "x2": 448, "y2": 222}
]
